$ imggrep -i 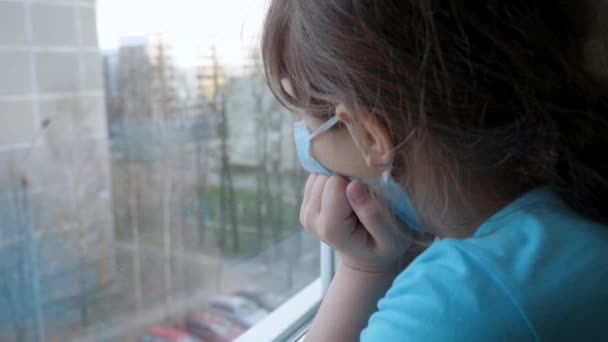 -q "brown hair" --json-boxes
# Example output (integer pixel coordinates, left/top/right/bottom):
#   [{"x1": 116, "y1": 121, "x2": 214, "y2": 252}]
[{"x1": 262, "y1": 0, "x2": 608, "y2": 228}]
